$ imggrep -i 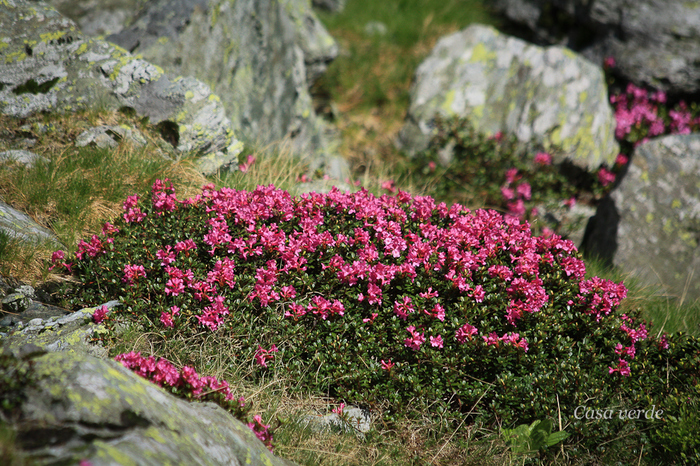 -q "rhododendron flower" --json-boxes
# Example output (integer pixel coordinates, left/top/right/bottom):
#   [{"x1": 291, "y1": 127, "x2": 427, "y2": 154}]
[
  {"x1": 500, "y1": 186, "x2": 515, "y2": 200},
  {"x1": 516, "y1": 183, "x2": 531, "y2": 200},
  {"x1": 598, "y1": 168, "x2": 616, "y2": 186},
  {"x1": 404, "y1": 326, "x2": 425, "y2": 351},
  {"x1": 362, "y1": 313, "x2": 378, "y2": 323},
  {"x1": 380, "y1": 359, "x2": 395, "y2": 370},
  {"x1": 609, "y1": 358, "x2": 631, "y2": 376},
  {"x1": 381, "y1": 179, "x2": 397, "y2": 194},
  {"x1": 603, "y1": 56, "x2": 616, "y2": 69},
  {"x1": 534, "y1": 152, "x2": 552, "y2": 165},
  {"x1": 247, "y1": 415, "x2": 273, "y2": 450},
  {"x1": 160, "y1": 311, "x2": 174, "y2": 328},
  {"x1": 122, "y1": 264, "x2": 146, "y2": 286},
  {"x1": 615, "y1": 154, "x2": 629, "y2": 166},
  {"x1": 430, "y1": 335, "x2": 444, "y2": 348},
  {"x1": 455, "y1": 323, "x2": 478, "y2": 343},
  {"x1": 254, "y1": 344, "x2": 279, "y2": 367},
  {"x1": 92, "y1": 305, "x2": 109, "y2": 324},
  {"x1": 332, "y1": 403, "x2": 345, "y2": 414},
  {"x1": 238, "y1": 154, "x2": 256, "y2": 173},
  {"x1": 507, "y1": 199, "x2": 526, "y2": 217},
  {"x1": 505, "y1": 168, "x2": 519, "y2": 184}
]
